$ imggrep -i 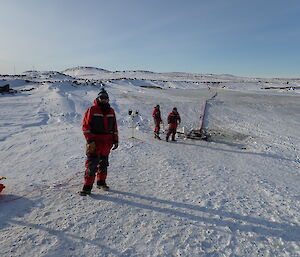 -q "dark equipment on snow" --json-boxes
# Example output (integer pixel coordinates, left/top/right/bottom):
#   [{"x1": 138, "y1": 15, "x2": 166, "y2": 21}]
[
  {"x1": 185, "y1": 128, "x2": 210, "y2": 141},
  {"x1": 0, "y1": 84, "x2": 17, "y2": 94},
  {"x1": 184, "y1": 92, "x2": 218, "y2": 141},
  {"x1": 182, "y1": 93, "x2": 216, "y2": 141},
  {"x1": 128, "y1": 109, "x2": 139, "y2": 118},
  {"x1": 0, "y1": 84, "x2": 10, "y2": 93}
]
